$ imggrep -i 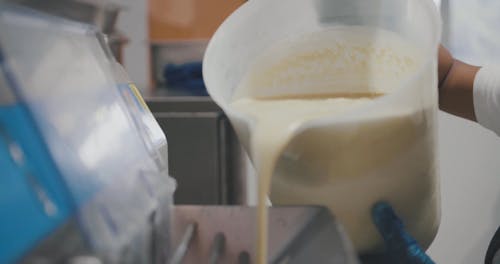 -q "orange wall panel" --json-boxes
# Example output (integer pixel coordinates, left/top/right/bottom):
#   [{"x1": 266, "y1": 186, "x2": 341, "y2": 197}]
[{"x1": 149, "y1": 0, "x2": 245, "y2": 41}]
